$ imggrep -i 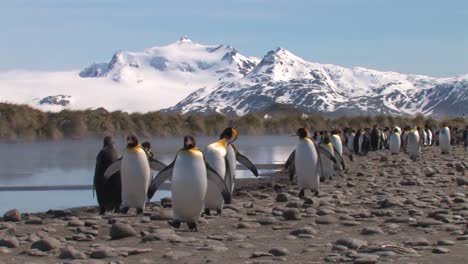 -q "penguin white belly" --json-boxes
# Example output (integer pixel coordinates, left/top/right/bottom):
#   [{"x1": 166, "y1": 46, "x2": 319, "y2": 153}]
[
  {"x1": 330, "y1": 135, "x2": 343, "y2": 156},
  {"x1": 330, "y1": 135, "x2": 342, "y2": 170},
  {"x1": 203, "y1": 143, "x2": 227, "y2": 210},
  {"x1": 389, "y1": 133, "x2": 401, "y2": 154},
  {"x1": 407, "y1": 131, "x2": 420, "y2": 159},
  {"x1": 347, "y1": 134, "x2": 355, "y2": 153},
  {"x1": 421, "y1": 130, "x2": 427, "y2": 145},
  {"x1": 121, "y1": 148, "x2": 150, "y2": 209},
  {"x1": 427, "y1": 130, "x2": 433, "y2": 145},
  {"x1": 172, "y1": 151, "x2": 207, "y2": 222},
  {"x1": 295, "y1": 139, "x2": 319, "y2": 192},
  {"x1": 439, "y1": 128, "x2": 451, "y2": 153}
]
